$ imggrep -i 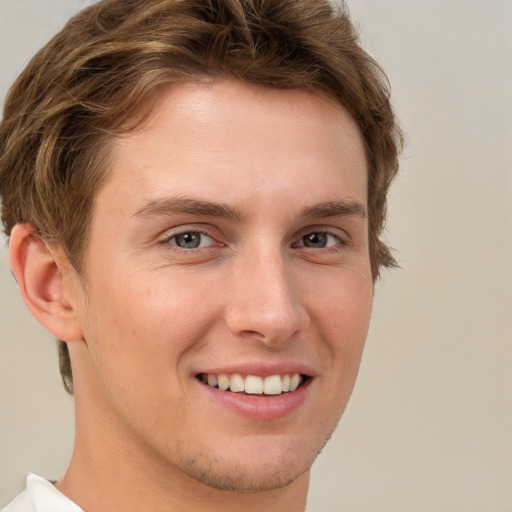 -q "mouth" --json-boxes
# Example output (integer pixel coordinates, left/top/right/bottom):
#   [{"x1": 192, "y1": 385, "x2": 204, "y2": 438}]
[{"x1": 196, "y1": 372, "x2": 311, "y2": 396}]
